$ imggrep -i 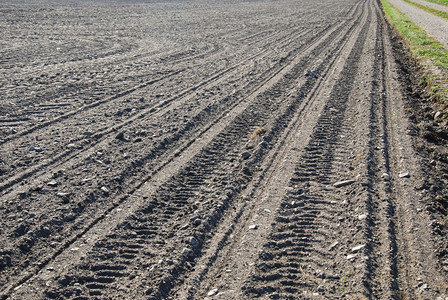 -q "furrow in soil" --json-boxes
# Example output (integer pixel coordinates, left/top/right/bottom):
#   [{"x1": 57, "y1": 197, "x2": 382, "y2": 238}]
[
  {"x1": 1, "y1": 2, "x2": 364, "y2": 298},
  {"x1": 2, "y1": 0, "x2": 446, "y2": 299}
]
